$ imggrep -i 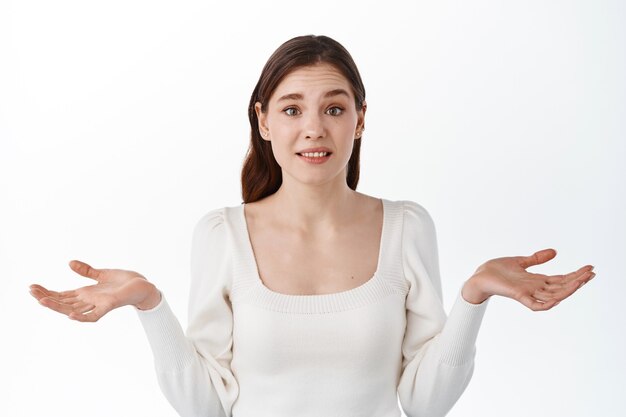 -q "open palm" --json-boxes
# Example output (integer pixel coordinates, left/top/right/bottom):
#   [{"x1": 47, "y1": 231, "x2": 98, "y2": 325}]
[
  {"x1": 29, "y1": 260, "x2": 159, "y2": 322},
  {"x1": 468, "y1": 248, "x2": 595, "y2": 310}
]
